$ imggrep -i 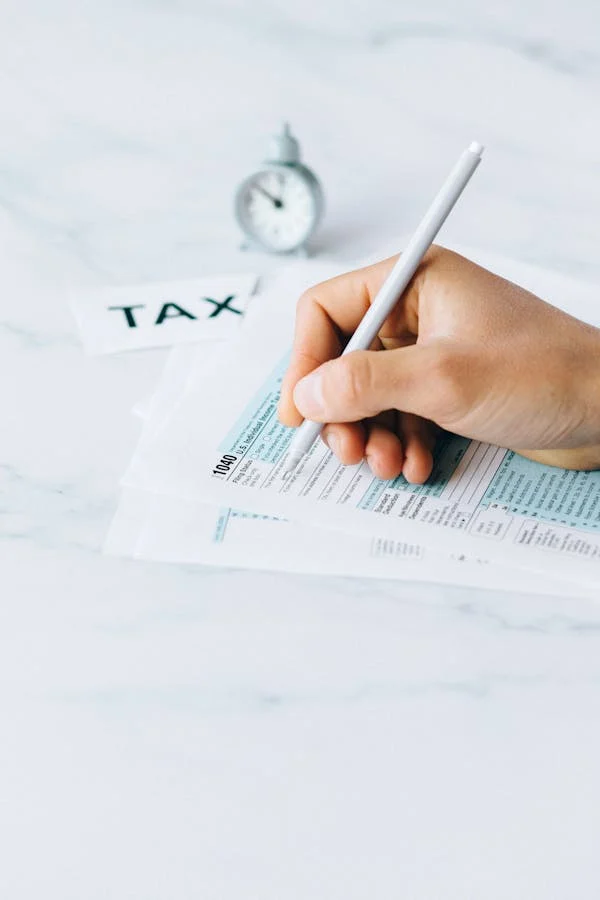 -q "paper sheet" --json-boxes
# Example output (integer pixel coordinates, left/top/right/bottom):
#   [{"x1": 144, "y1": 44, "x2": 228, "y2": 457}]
[
  {"x1": 105, "y1": 306, "x2": 594, "y2": 599},
  {"x1": 105, "y1": 485, "x2": 598, "y2": 599},
  {"x1": 70, "y1": 273, "x2": 258, "y2": 354},
  {"x1": 122, "y1": 250, "x2": 600, "y2": 589},
  {"x1": 107, "y1": 346, "x2": 597, "y2": 597}
]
